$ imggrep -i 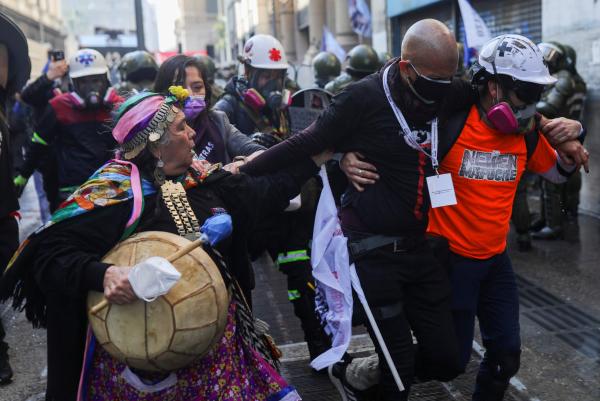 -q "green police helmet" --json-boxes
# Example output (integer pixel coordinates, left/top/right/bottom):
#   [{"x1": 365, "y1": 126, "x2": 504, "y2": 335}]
[
  {"x1": 312, "y1": 51, "x2": 342, "y2": 80},
  {"x1": 118, "y1": 50, "x2": 158, "y2": 83},
  {"x1": 346, "y1": 44, "x2": 380, "y2": 76}
]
